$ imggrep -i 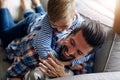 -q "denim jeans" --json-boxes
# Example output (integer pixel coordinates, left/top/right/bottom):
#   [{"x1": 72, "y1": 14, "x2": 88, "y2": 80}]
[{"x1": 0, "y1": 6, "x2": 45, "y2": 48}]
